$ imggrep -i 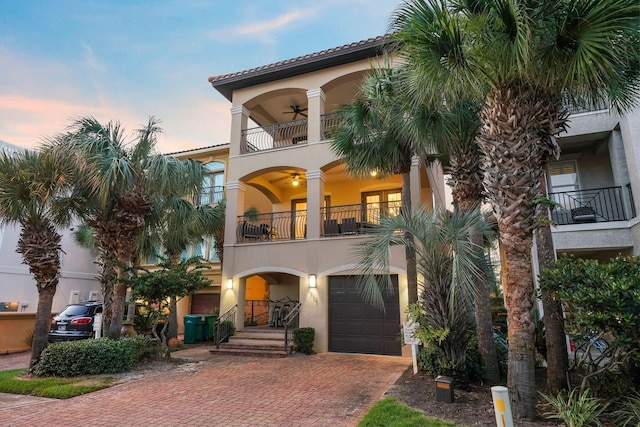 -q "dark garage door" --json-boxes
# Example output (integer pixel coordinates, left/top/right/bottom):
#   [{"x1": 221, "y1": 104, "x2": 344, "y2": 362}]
[
  {"x1": 191, "y1": 293, "x2": 220, "y2": 314},
  {"x1": 328, "y1": 275, "x2": 401, "y2": 356}
]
